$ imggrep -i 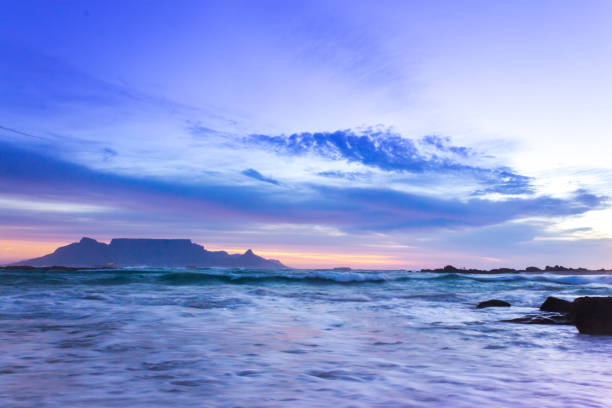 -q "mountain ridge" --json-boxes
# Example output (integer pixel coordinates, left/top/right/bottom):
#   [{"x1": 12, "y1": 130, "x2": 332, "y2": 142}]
[{"x1": 11, "y1": 237, "x2": 287, "y2": 269}]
